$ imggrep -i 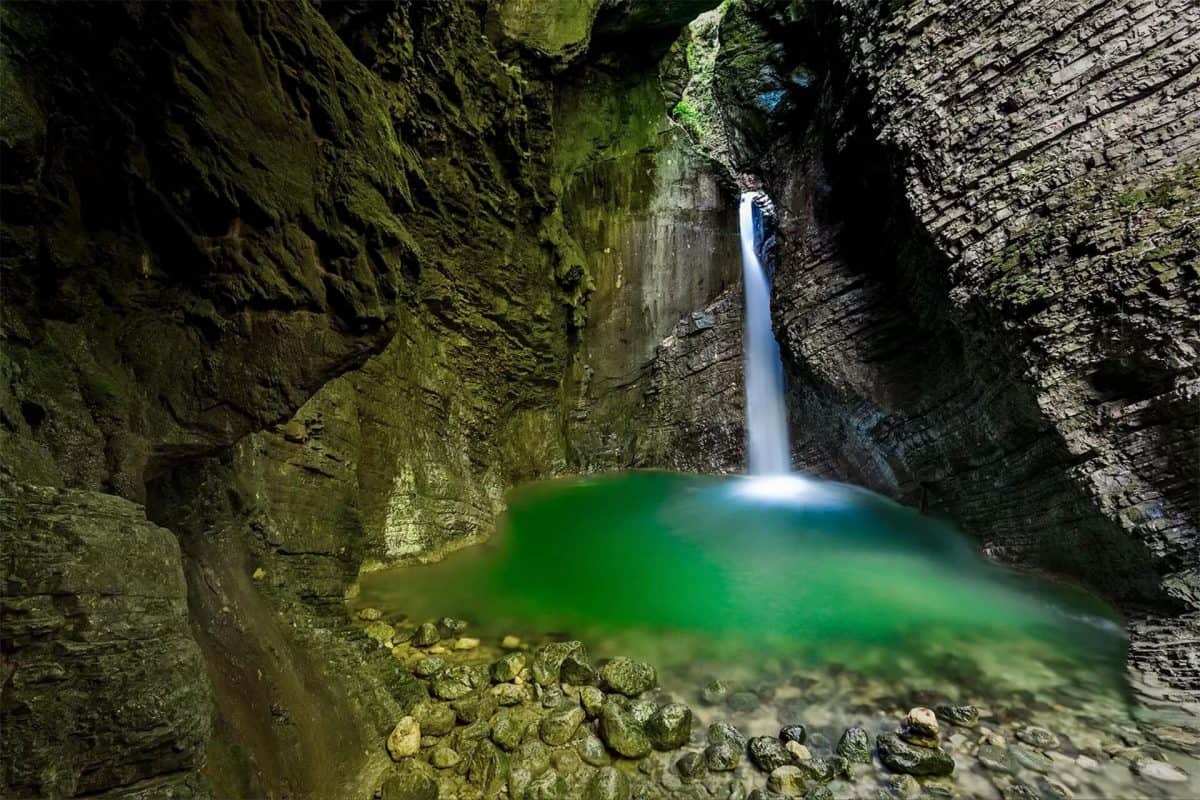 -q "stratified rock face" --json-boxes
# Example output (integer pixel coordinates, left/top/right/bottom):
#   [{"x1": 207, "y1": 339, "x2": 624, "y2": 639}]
[
  {"x1": 819, "y1": 0, "x2": 1198, "y2": 597},
  {"x1": 0, "y1": 483, "x2": 210, "y2": 798},
  {"x1": 695, "y1": 0, "x2": 1198, "y2": 700}
]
